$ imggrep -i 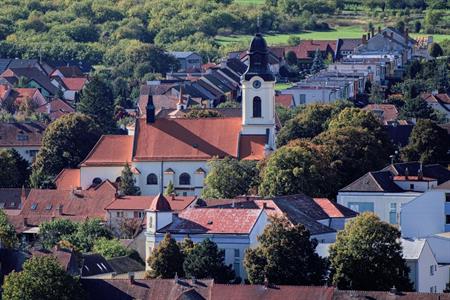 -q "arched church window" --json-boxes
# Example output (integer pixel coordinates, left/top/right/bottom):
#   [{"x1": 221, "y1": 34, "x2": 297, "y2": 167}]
[
  {"x1": 253, "y1": 96, "x2": 262, "y2": 118},
  {"x1": 179, "y1": 173, "x2": 191, "y2": 185},
  {"x1": 147, "y1": 173, "x2": 158, "y2": 185}
]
